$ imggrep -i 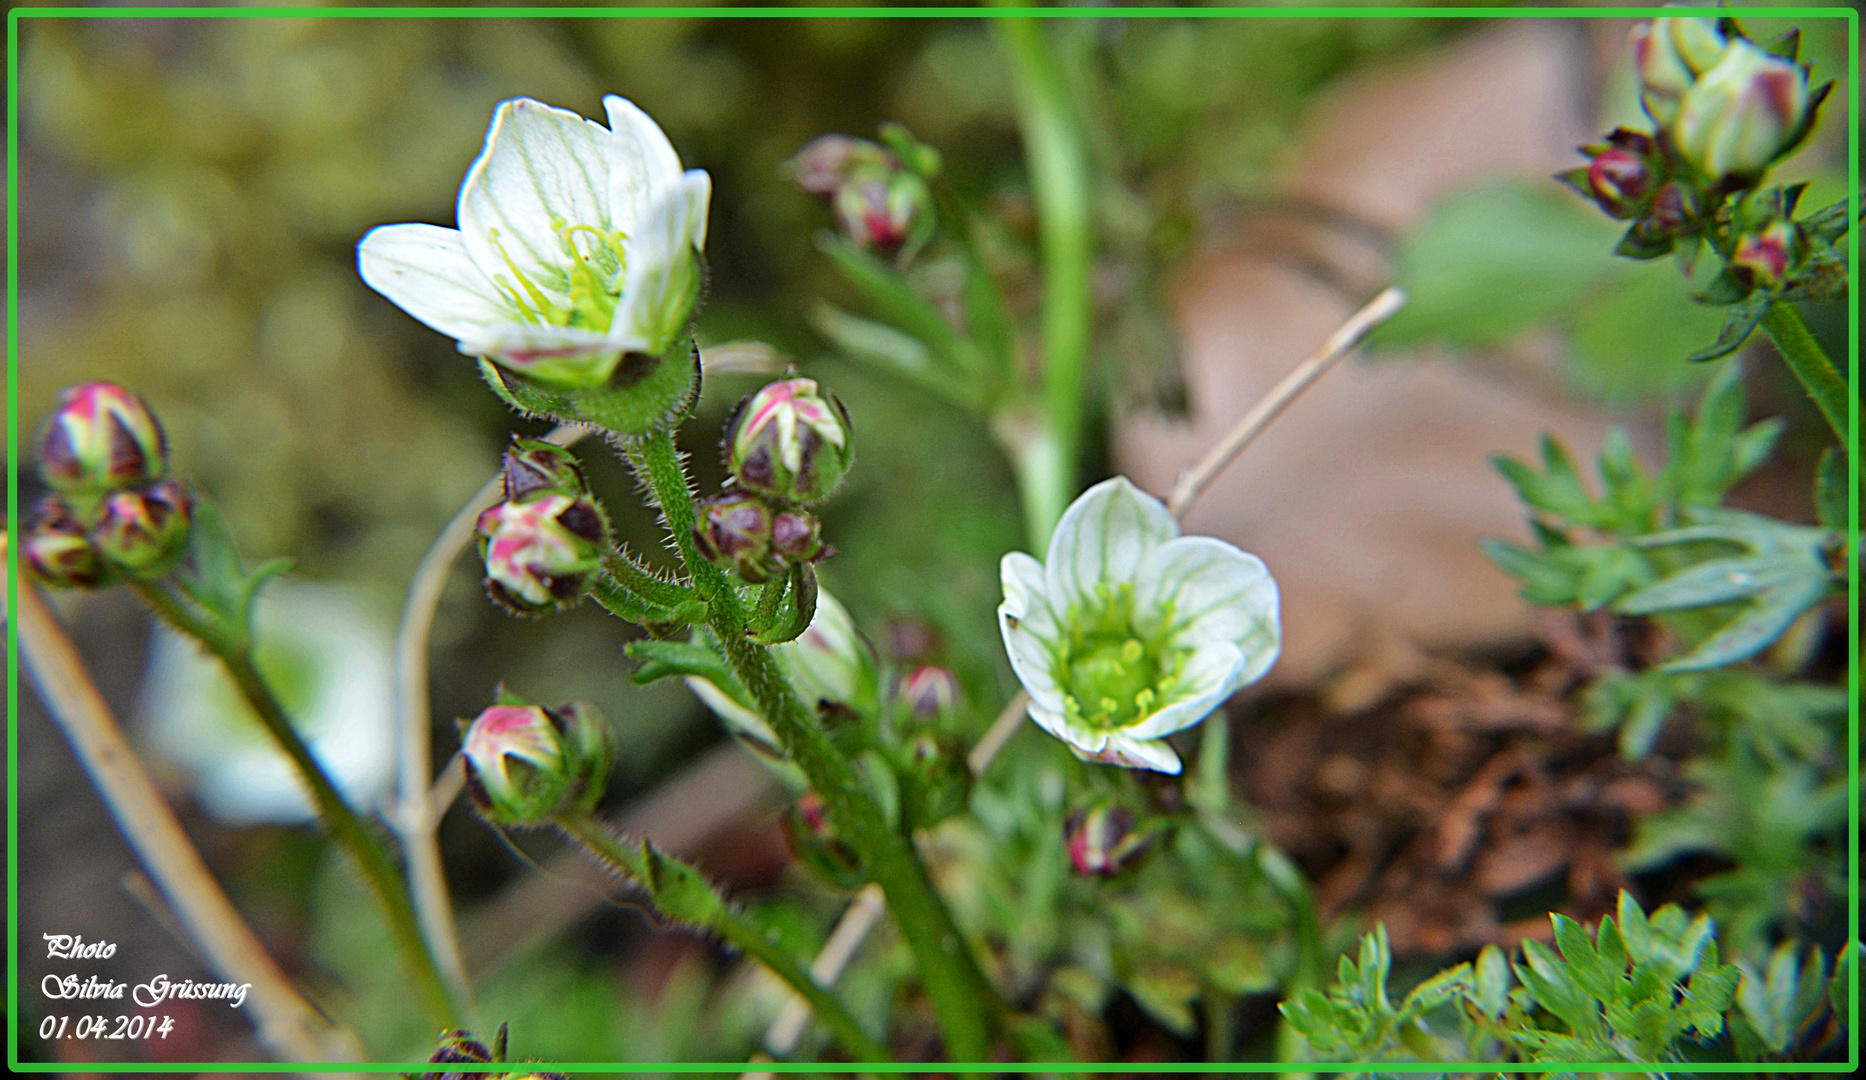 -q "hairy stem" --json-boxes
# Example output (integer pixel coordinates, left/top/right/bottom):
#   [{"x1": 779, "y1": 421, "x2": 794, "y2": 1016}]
[
  {"x1": 1761, "y1": 301, "x2": 1849, "y2": 442},
  {"x1": 554, "y1": 811, "x2": 889, "y2": 1063},
  {"x1": 711, "y1": 626, "x2": 1003, "y2": 1061},
  {"x1": 129, "y1": 580, "x2": 457, "y2": 1028},
  {"x1": 996, "y1": 13, "x2": 1094, "y2": 548},
  {"x1": 617, "y1": 422, "x2": 1005, "y2": 1059}
]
